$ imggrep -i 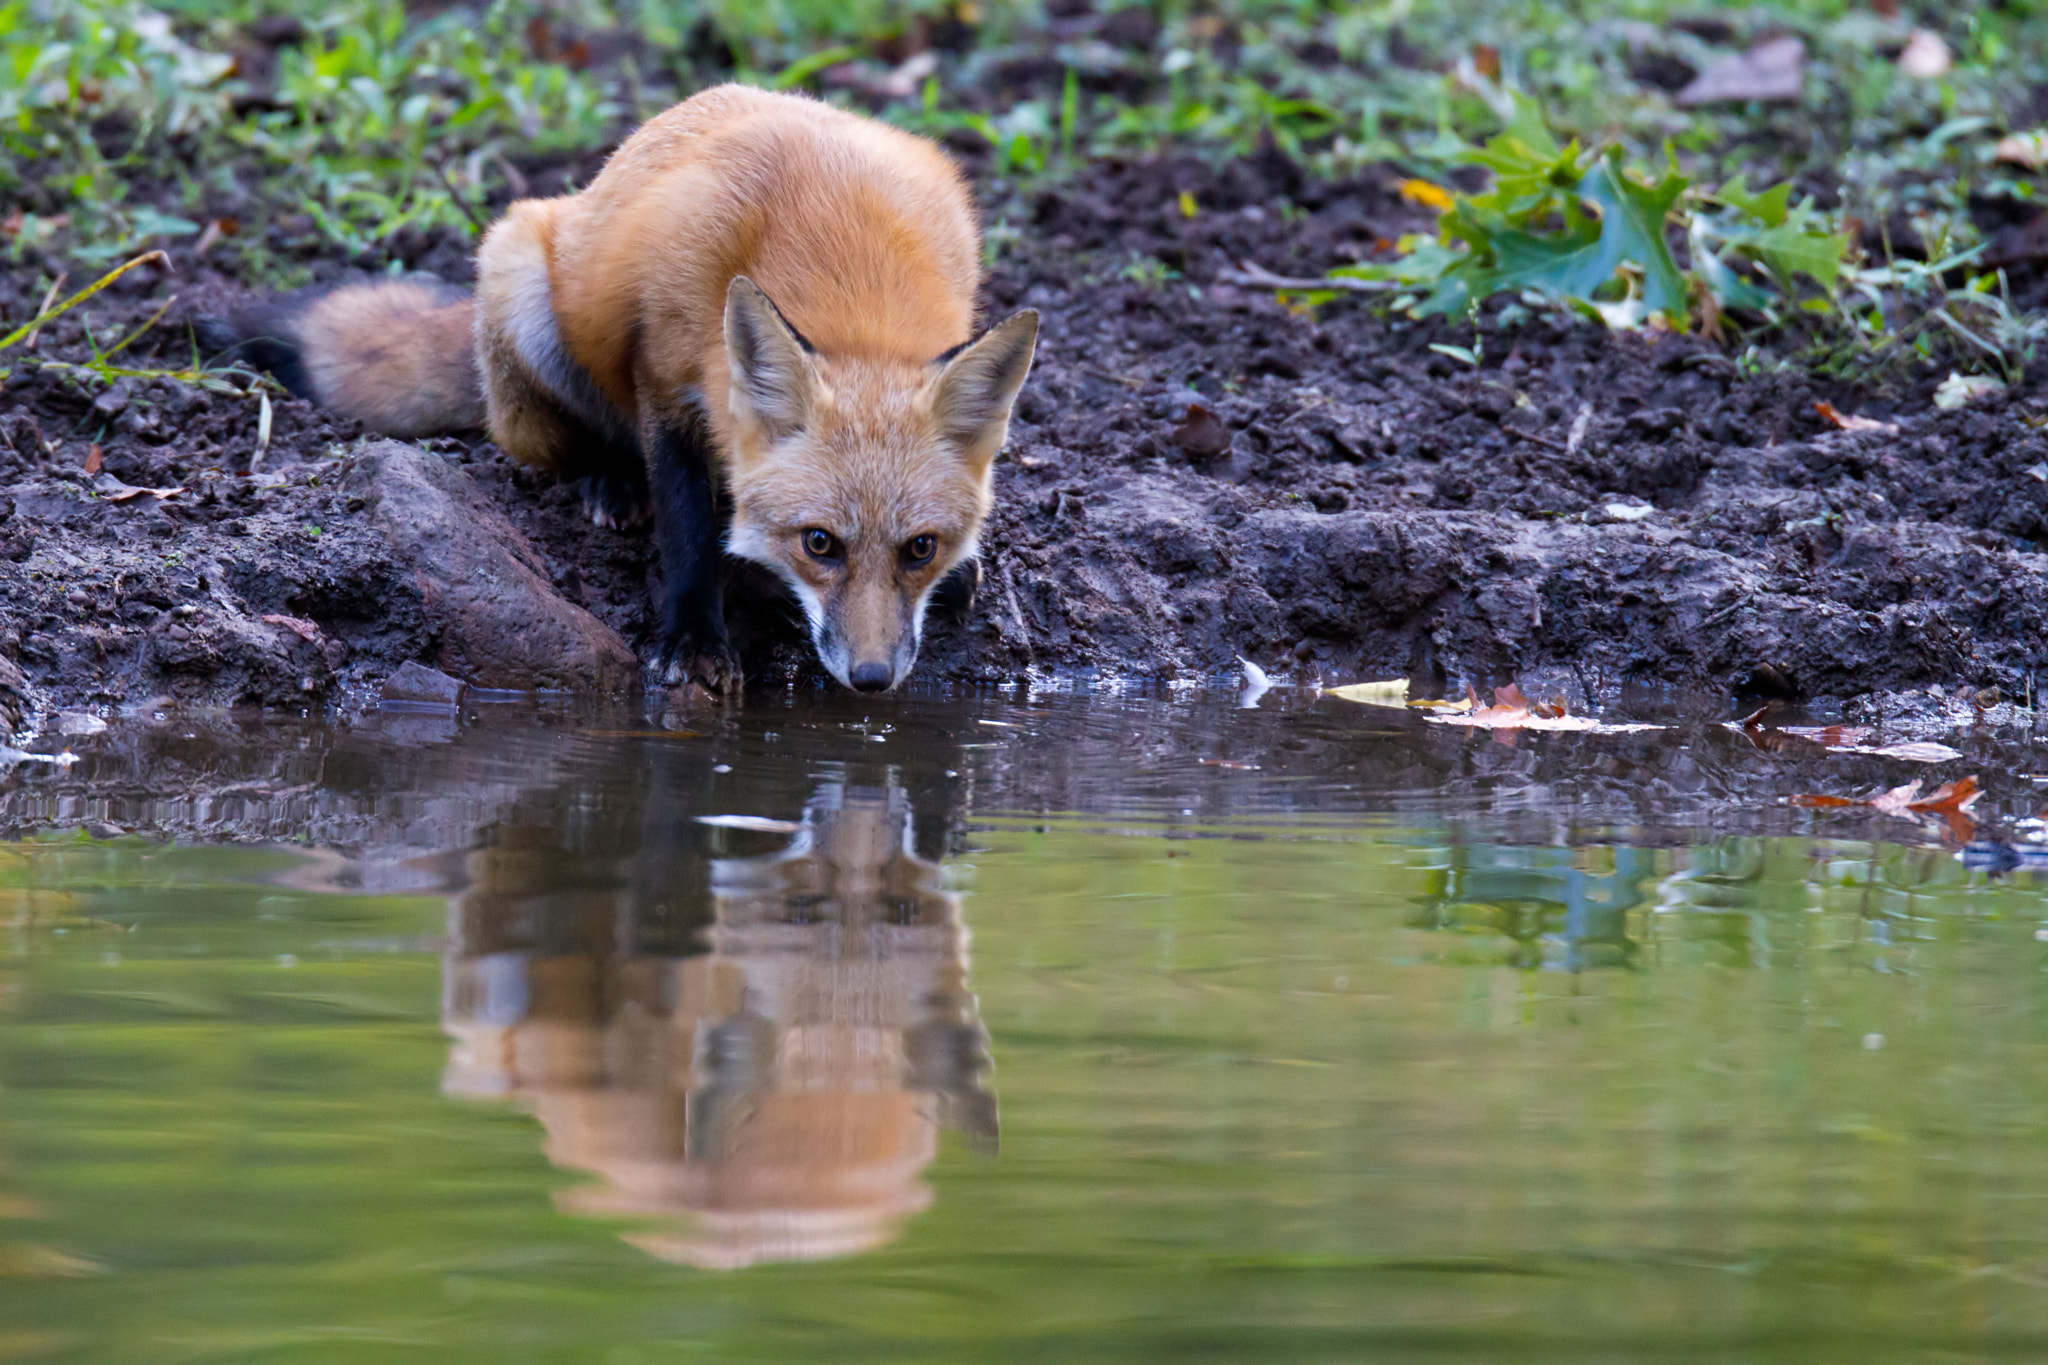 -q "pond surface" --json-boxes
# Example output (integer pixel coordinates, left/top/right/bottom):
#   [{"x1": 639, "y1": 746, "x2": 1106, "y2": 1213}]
[{"x1": 1, "y1": 690, "x2": 2046, "y2": 1363}]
